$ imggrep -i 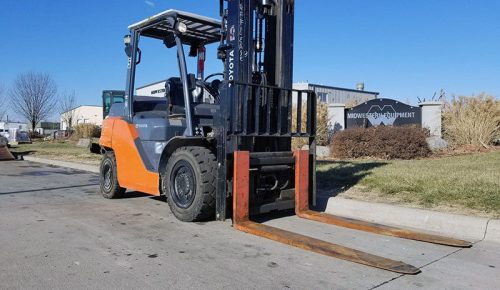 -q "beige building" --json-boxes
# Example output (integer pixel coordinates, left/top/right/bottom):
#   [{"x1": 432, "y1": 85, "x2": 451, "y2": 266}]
[{"x1": 60, "y1": 105, "x2": 103, "y2": 130}]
